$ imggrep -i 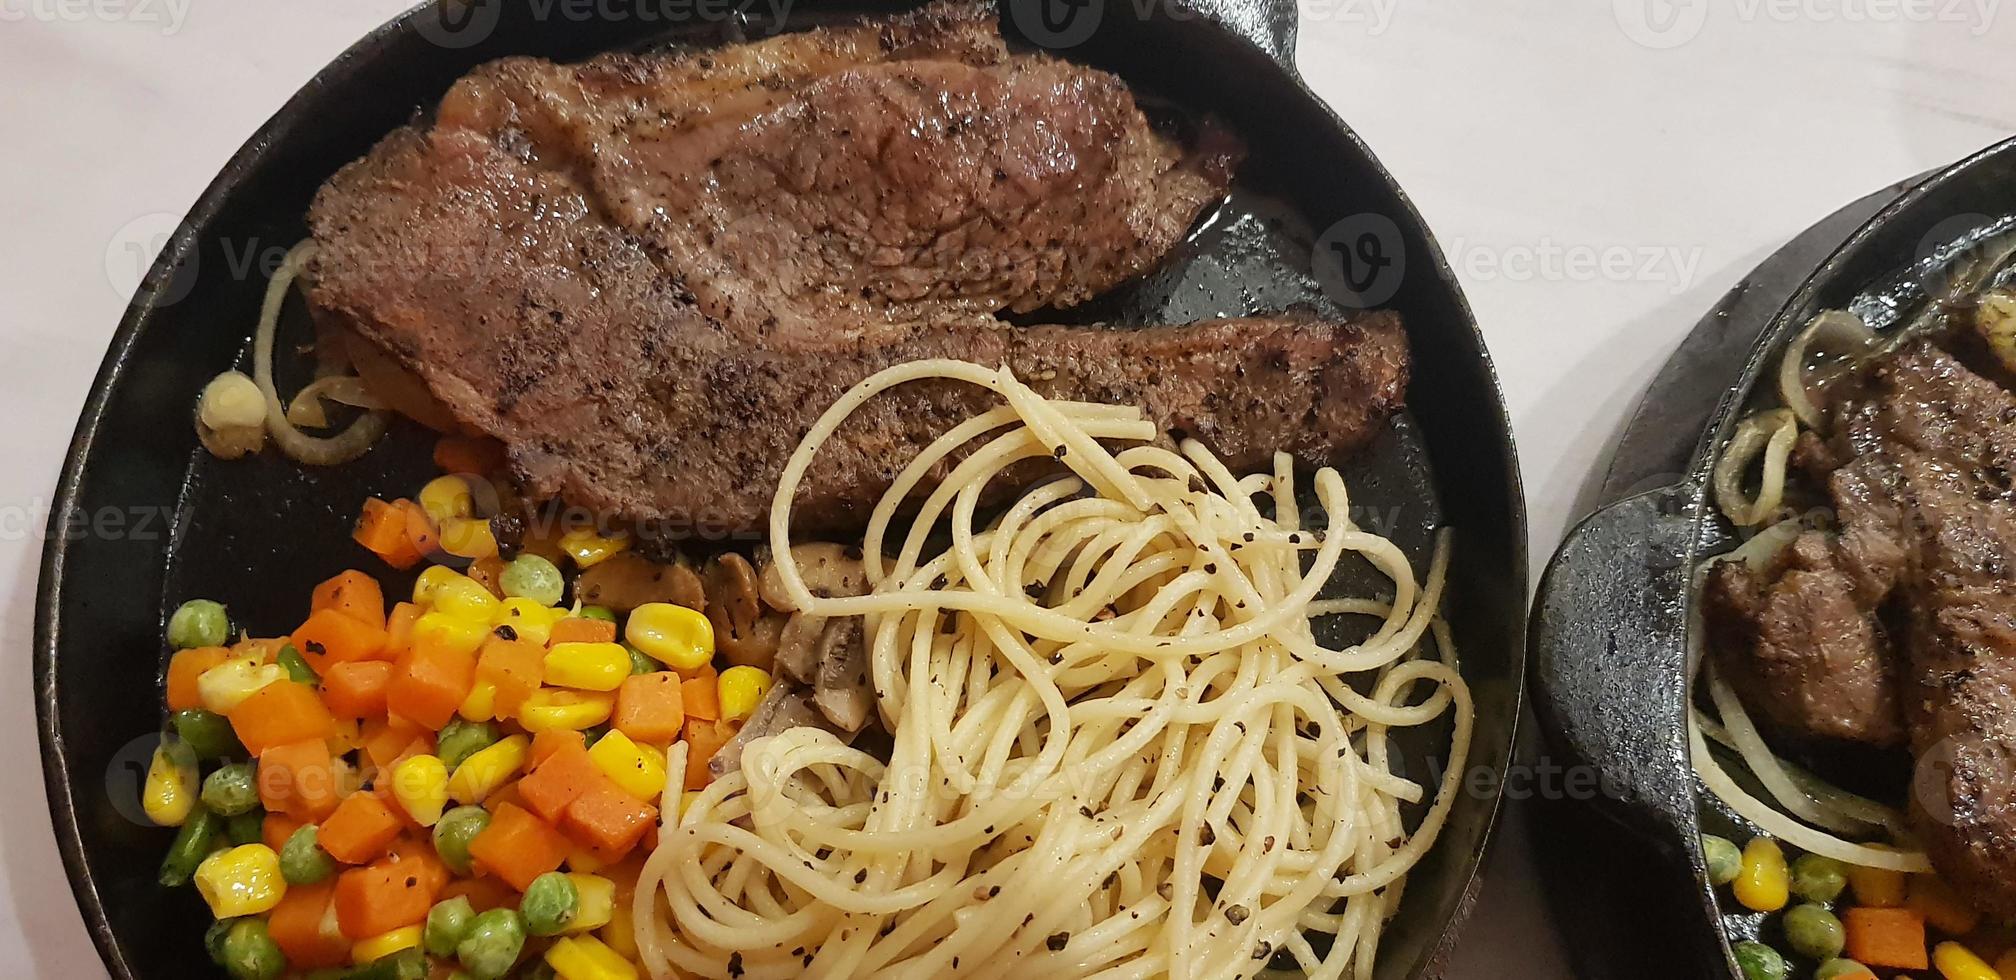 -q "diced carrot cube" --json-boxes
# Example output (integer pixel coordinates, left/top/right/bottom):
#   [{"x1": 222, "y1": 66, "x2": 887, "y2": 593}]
[
  {"x1": 230, "y1": 680, "x2": 336, "y2": 756},
  {"x1": 258, "y1": 738, "x2": 341, "y2": 821},
  {"x1": 562, "y1": 781, "x2": 658, "y2": 859},
  {"x1": 310, "y1": 570, "x2": 387, "y2": 630},
  {"x1": 268, "y1": 881, "x2": 349, "y2": 969},
  {"x1": 165, "y1": 646, "x2": 231, "y2": 712},
  {"x1": 529, "y1": 729, "x2": 586, "y2": 769},
  {"x1": 396, "y1": 499, "x2": 438, "y2": 559},
  {"x1": 467, "y1": 803, "x2": 570, "y2": 891},
  {"x1": 682, "y1": 718, "x2": 738, "y2": 791},
  {"x1": 517, "y1": 743, "x2": 611, "y2": 824},
  {"x1": 292, "y1": 608, "x2": 389, "y2": 672},
  {"x1": 323, "y1": 660, "x2": 394, "y2": 719},
  {"x1": 1843, "y1": 906, "x2": 1929, "y2": 970},
  {"x1": 361, "y1": 715, "x2": 428, "y2": 769},
  {"x1": 334, "y1": 861, "x2": 438, "y2": 939},
  {"x1": 614, "y1": 672, "x2": 685, "y2": 744},
  {"x1": 387, "y1": 638, "x2": 477, "y2": 729},
  {"x1": 440, "y1": 874, "x2": 519, "y2": 913},
  {"x1": 681, "y1": 676, "x2": 719, "y2": 722},
  {"x1": 354, "y1": 498, "x2": 423, "y2": 570},
  {"x1": 476, "y1": 637, "x2": 545, "y2": 719},
  {"x1": 467, "y1": 555, "x2": 507, "y2": 598},
  {"x1": 549, "y1": 618, "x2": 617, "y2": 646},
  {"x1": 319, "y1": 792, "x2": 404, "y2": 865}
]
